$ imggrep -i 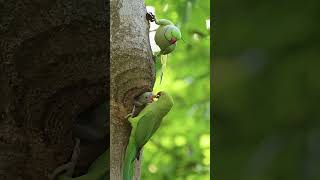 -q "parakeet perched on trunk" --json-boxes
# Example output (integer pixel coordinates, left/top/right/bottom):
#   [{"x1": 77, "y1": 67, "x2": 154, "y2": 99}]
[
  {"x1": 154, "y1": 19, "x2": 181, "y2": 55},
  {"x1": 130, "y1": 92, "x2": 156, "y2": 117},
  {"x1": 146, "y1": 12, "x2": 182, "y2": 84},
  {"x1": 122, "y1": 91, "x2": 174, "y2": 180}
]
